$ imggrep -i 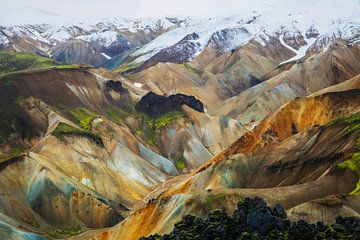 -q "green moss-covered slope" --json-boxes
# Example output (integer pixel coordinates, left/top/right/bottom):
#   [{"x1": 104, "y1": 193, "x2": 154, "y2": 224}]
[
  {"x1": 52, "y1": 122, "x2": 103, "y2": 146},
  {"x1": 0, "y1": 51, "x2": 78, "y2": 76},
  {"x1": 336, "y1": 113, "x2": 360, "y2": 194}
]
